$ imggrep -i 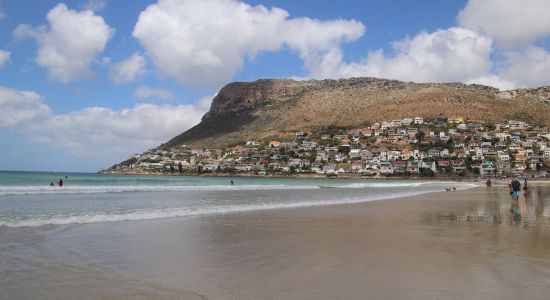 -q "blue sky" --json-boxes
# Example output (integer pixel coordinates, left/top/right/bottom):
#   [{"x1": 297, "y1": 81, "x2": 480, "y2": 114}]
[{"x1": 0, "y1": 0, "x2": 549, "y2": 172}]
